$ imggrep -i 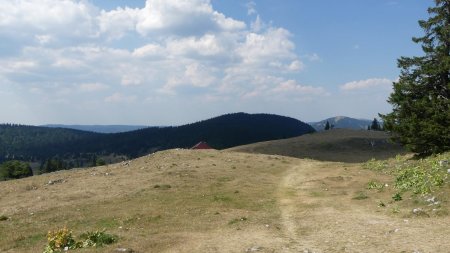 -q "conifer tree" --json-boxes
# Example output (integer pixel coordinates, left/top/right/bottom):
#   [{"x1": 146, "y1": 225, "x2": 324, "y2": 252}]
[
  {"x1": 381, "y1": 0, "x2": 450, "y2": 155},
  {"x1": 370, "y1": 118, "x2": 381, "y2": 131},
  {"x1": 324, "y1": 121, "x2": 330, "y2": 130}
]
